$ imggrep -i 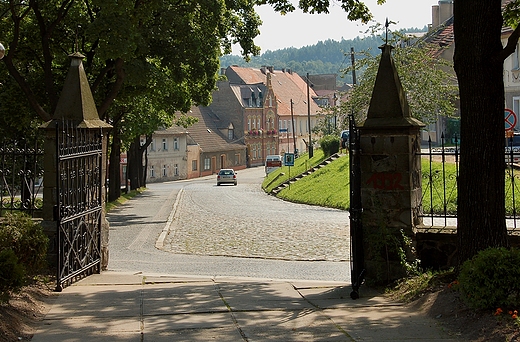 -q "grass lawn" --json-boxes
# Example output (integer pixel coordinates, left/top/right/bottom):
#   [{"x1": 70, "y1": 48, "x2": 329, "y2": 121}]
[{"x1": 263, "y1": 152, "x2": 520, "y2": 216}]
